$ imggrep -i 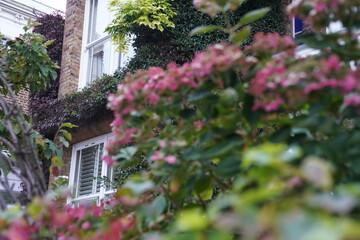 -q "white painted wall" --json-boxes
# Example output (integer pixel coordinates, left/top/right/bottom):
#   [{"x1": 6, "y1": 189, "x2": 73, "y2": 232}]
[{"x1": 0, "y1": 0, "x2": 56, "y2": 38}]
